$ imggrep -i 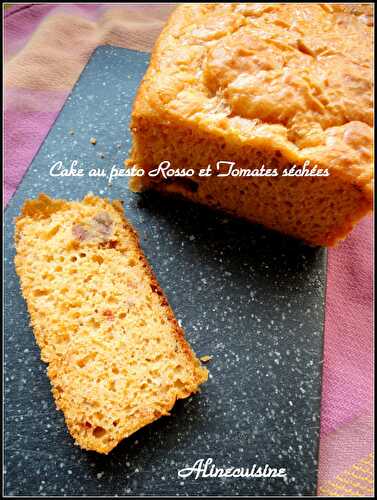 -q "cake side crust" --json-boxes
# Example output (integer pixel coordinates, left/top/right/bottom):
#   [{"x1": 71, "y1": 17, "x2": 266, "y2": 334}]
[{"x1": 128, "y1": 120, "x2": 372, "y2": 246}]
